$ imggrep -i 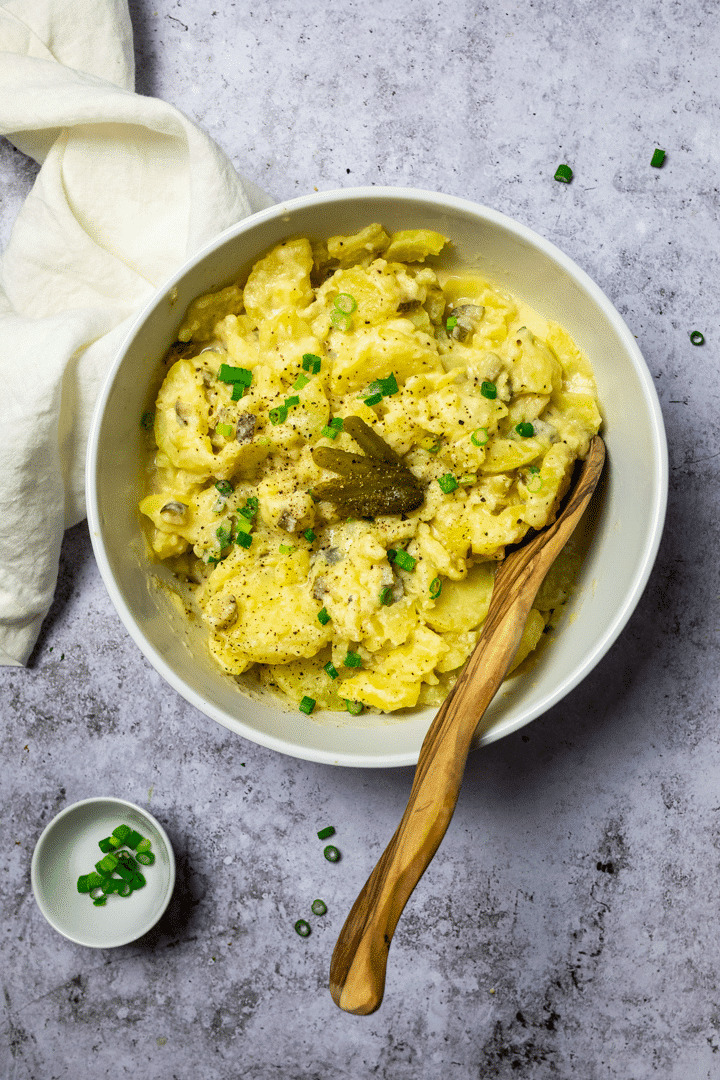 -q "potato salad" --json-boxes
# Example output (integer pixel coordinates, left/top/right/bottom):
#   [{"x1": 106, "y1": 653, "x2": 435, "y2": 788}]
[{"x1": 139, "y1": 224, "x2": 601, "y2": 714}]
